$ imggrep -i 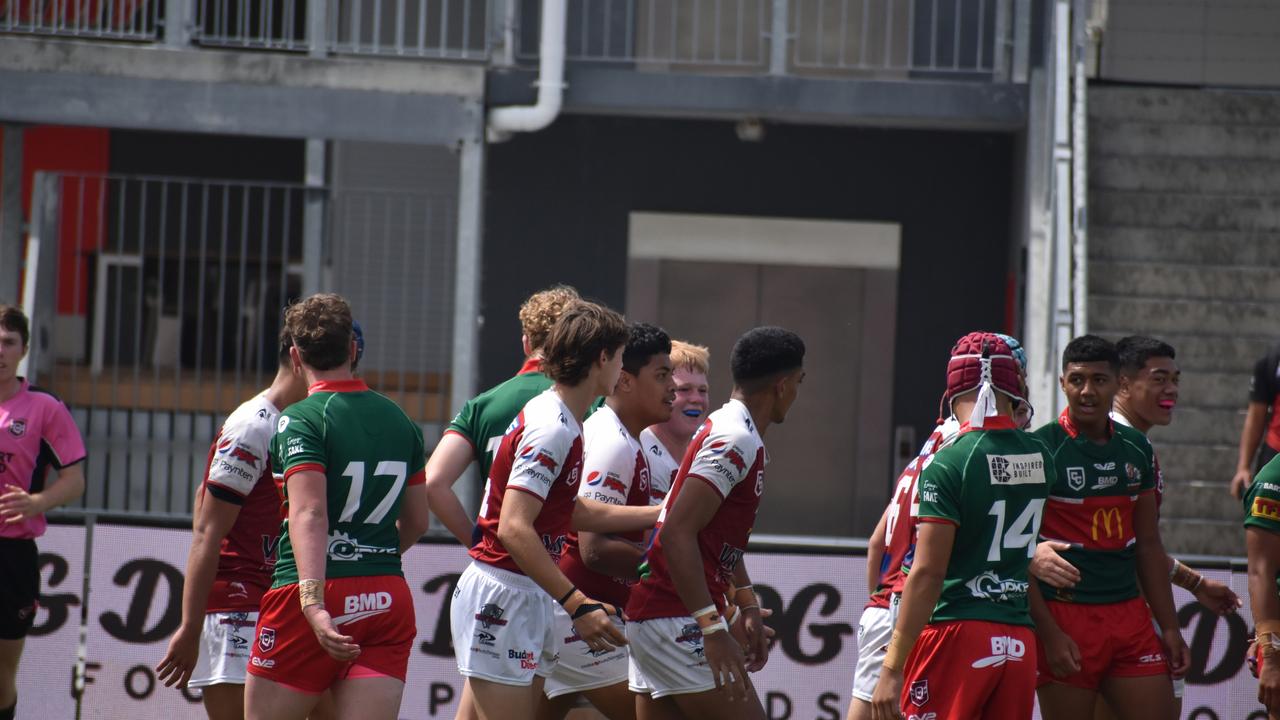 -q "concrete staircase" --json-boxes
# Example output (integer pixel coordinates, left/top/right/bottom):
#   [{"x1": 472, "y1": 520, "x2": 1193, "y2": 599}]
[{"x1": 1087, "y1": 84, "x2": 1280, "y2": 557}]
